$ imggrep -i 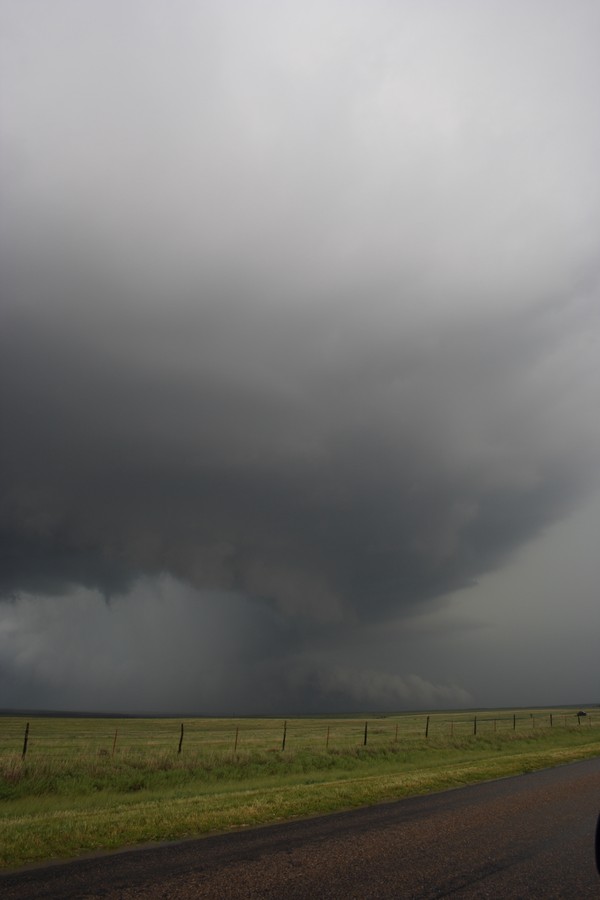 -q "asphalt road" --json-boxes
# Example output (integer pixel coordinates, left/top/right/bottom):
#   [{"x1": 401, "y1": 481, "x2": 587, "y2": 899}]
[{"x1": 3, "y1": 757, "x2": 600, "y2": 899}]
